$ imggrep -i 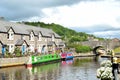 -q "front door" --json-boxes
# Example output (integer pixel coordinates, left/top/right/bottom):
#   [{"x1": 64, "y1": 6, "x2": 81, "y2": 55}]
[
  {"x1": 2, "y1": 45, "x2": 5, "y2": 57},
  {"x1": 22, "y1": 45, "x2": 26, "y2": 54},
  {"x1": 41, "y1": 45, "x2": 45, "y2": 54}
]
